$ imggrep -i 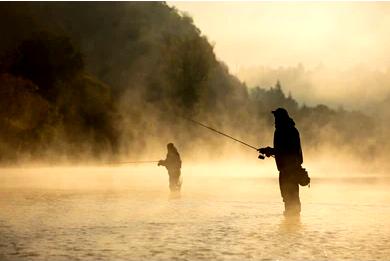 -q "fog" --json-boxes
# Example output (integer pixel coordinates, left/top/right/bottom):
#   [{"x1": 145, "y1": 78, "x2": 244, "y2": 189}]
[
  {"x1": 1, "y1": 165, "x2": 390, "y2": 260},
  {"x1": 0, "y1": 2, "x2": 389, "y2": 170},
  {"x1": 1, "y1": 3, "x2": 390, "y2": 260},
  {"x1": 238, "y1": 65, "x2": 390, "y2": 111},
  {"x1": 171, "y1": 2, "x2": 390, "y2": 110},
  {"x1": 170, "y1": 2, "x2": 390, "y2": 71}
]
